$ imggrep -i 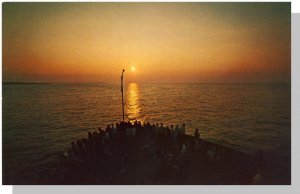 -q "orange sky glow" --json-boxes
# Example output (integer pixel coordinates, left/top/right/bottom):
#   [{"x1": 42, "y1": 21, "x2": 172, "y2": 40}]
[{"x1": 2, "y1": 2, "x2": 291, "y2": 83}]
